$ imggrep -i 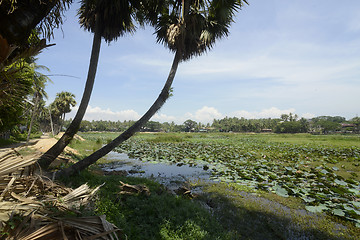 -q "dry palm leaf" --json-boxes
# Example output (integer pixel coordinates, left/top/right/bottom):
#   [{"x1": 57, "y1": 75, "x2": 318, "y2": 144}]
[
  {"x1": 0, "y1": 201, "x2": 43, "y2": 222},
  {"x1": 119, "y1": 181, "x2": 150, "y2": 196},
  {"x1": 0, "y1": 153, "x2": 37, "y2": 177},
  {"x1": 58, "y1": 183, "x2": 104, "y2": 209},
  {"x1": 0, "y1": 148, "x2": 117, "y2": 239},
  {"x1": 10, "y1": 214, "x2": 121, "y2": 240},
  {"x1": 61, "y1": 215, "x2": 121, "y2": 240},
  {"x1": 0, "y1": 176, "x2": 16, "y2": 200}
]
